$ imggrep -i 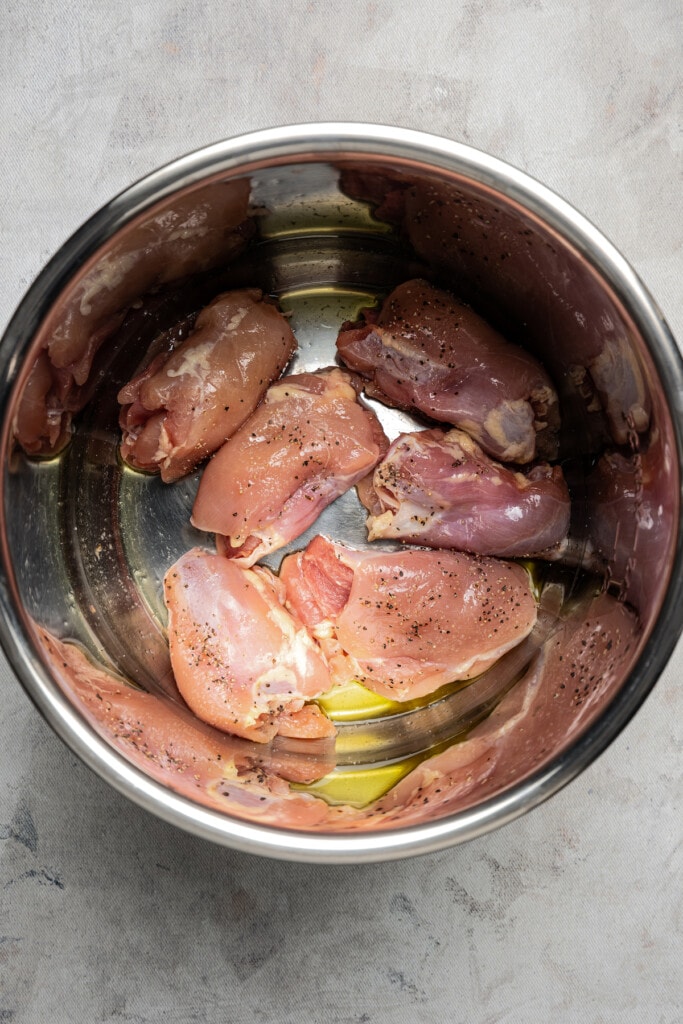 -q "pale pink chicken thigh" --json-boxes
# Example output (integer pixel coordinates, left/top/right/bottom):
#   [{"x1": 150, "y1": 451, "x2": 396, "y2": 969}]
[
  {"x1": 336, "y1": 278, "x2": 559, "y2": 464},
  {"x1": 191, "y1": 367, "x2": 388, "y2": 565},
  {"x1": 281, "y1": 536, "x2": 537, "y2": 702},
  {"x1": 15, "y1": 179, "x2": 252, "y2": 456},
  {"x1": 38, "y1": 627, "x2": 335, "y2": 828},
  {"x1": 338, "y1": 591, "x2": 639, "y2": 831},
  {"x1": 164, "y1": 548, "x2": 335, "y2": 742},
  {"x1": 363, "y1": 427, "x2": 570, "y2": 557},
  {"x1": 119, "y1": 289, "x2": 296, "y2": 482}
]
